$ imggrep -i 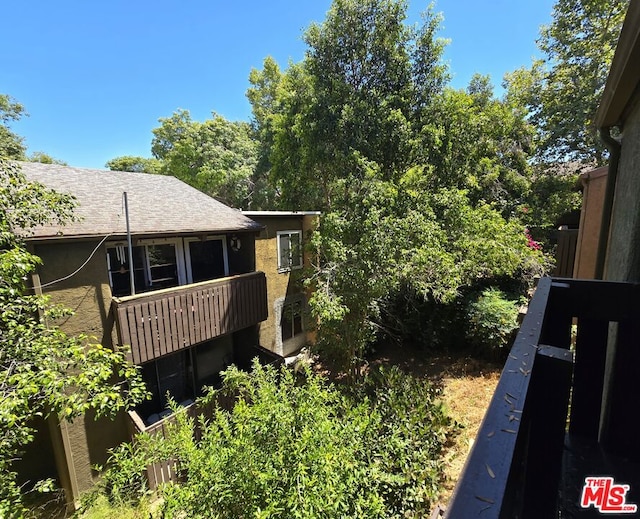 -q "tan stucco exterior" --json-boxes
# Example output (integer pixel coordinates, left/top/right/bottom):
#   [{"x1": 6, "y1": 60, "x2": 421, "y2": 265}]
[
  {"x1": 29, "y1": 239, "x2": 125, "y2": 506},
  {"x1": 573, "y1": 167, "x2": 608, "y2": 279},
  {"x1": 249, "y1": 213, "x2": 319, "y2": 356},
  {"x1": 604, "y1": 97, "x2": 640, "y2": 282}
]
